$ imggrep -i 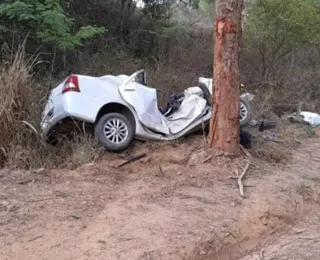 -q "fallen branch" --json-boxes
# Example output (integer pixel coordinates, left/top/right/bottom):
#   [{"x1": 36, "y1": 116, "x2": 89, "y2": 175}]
[
  {"x1": 28, "y1": 234, "x2": 44, "y2": 242},
  {"x1": 238, "y1": 161, "x2": 250, "y2": 198},
  {"x1": 117, "y1": 153, "x2": 146, "y2": 168},
  {"x1": 259, "y1": 248, "x2": 265, "y2": 260},
  {"x1": 240, "y1": 145, "x2": 252, "y2": 158},
  {"x1": 298, "y1": 236, "x2": 320, "y2": 241},
  {"x1": 202, "y1": 155, "x2": 212, "y2": 163},
  {"x1": 24, "y1": 197, "x2": 57, "y2": 203}
]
